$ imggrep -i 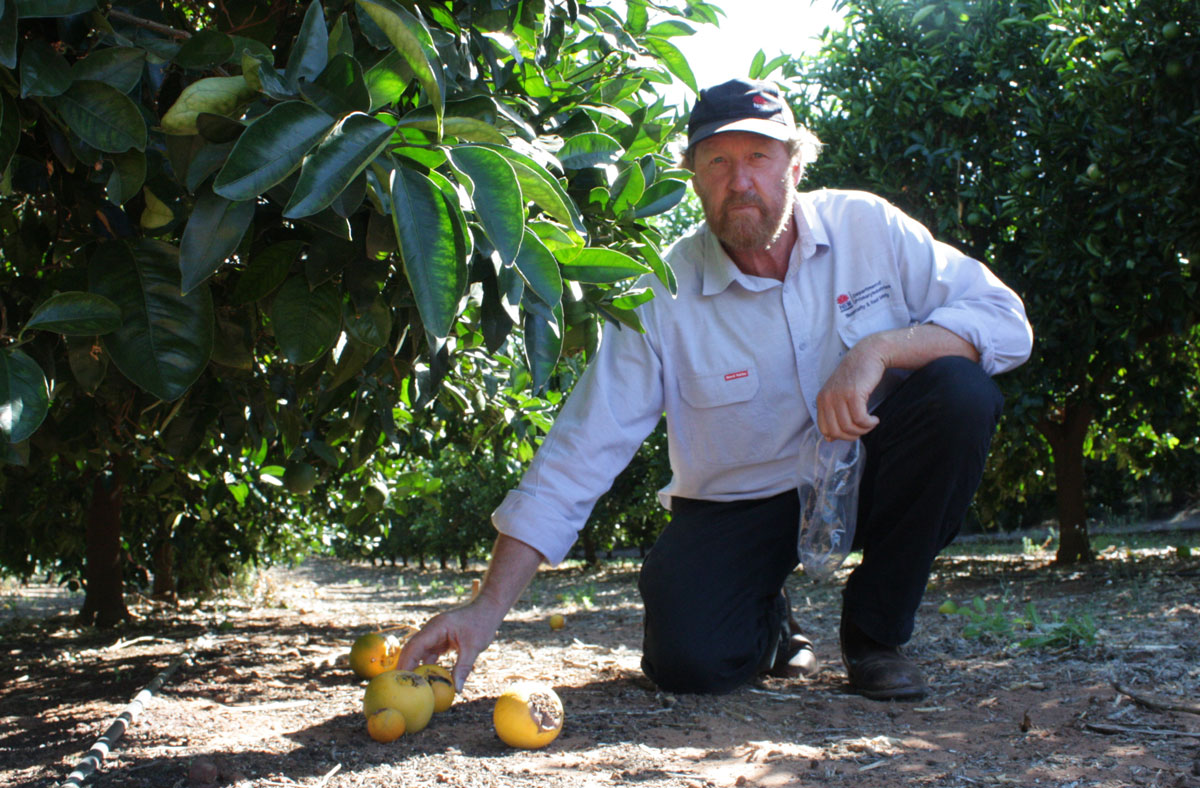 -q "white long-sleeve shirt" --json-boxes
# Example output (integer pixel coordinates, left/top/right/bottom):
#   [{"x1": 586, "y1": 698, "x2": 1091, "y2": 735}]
[{"x1": 493, "y1": 189, "x2": 1034, "y2": 565}]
